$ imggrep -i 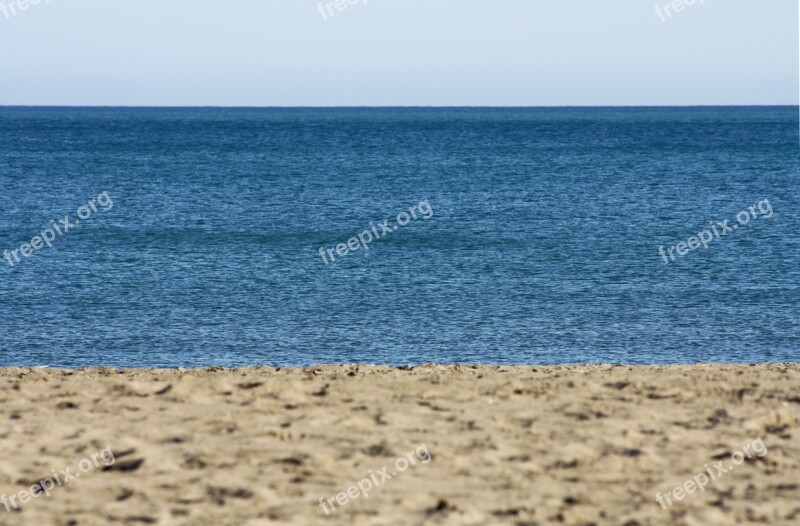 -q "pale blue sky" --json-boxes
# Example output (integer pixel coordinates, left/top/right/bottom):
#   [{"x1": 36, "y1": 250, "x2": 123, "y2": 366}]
[{"x1": 0, "y1": 0, "x2": 797, "y2": 106}]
